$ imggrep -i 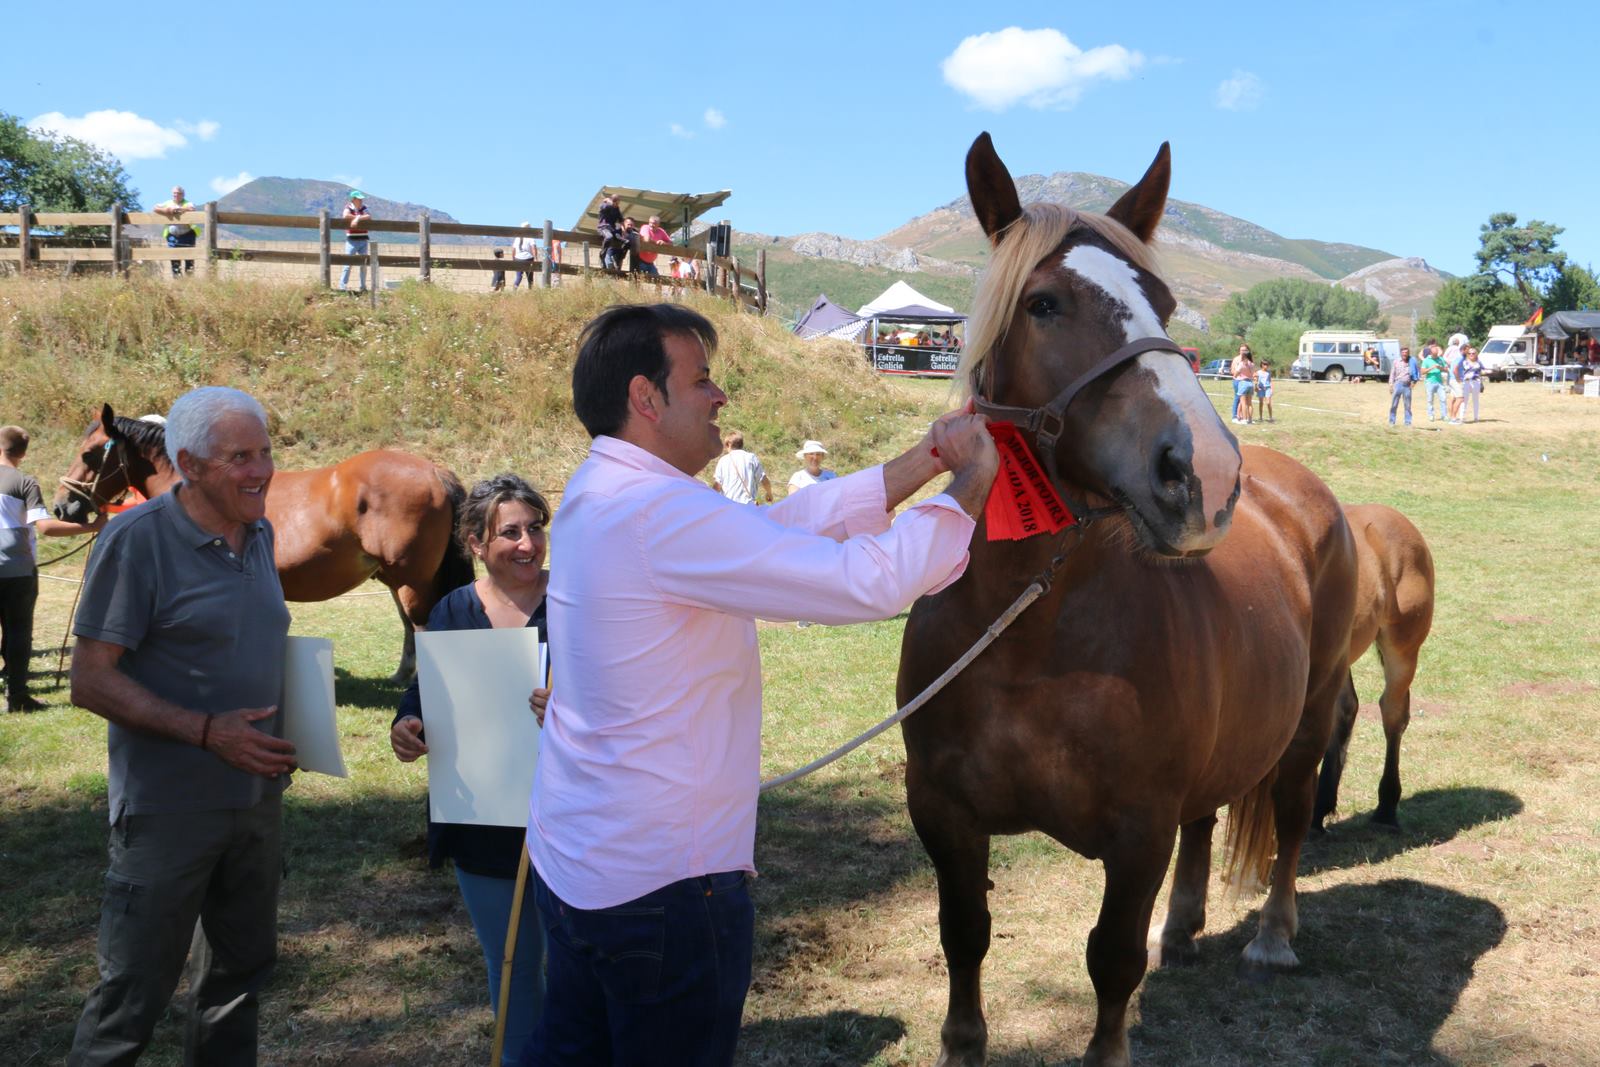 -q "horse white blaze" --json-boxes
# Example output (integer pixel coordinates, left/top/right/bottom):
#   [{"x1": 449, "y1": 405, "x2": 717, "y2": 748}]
[{"x1": 1063, "y1": 247, "x2": 1238, "y2": 543}]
